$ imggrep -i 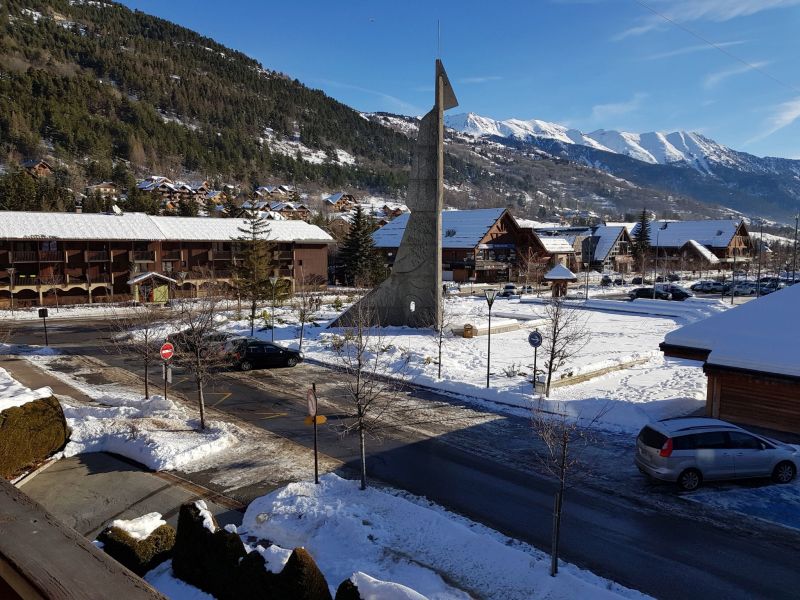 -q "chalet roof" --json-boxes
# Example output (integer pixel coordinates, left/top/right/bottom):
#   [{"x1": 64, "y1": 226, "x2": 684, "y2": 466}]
[
  {"x1": 663, "y1": 286, "x2": 800, "y2": 377},
  {"x1": 538, "y1": 236, "x2": 575, "y2": 254},
  {"x1": 543, "y1": 264, "x2": 577, "y2": 281},
  {"x1": 631, "y1": 219, "x2": 741, "y2": 249},
  {"x1": 372, "y1": 208, "x2": 507, "y2": 249},
  {"x1": 325, "y1": 192, "x2": 345, "y2": 203},
  {"x1": 127, "y1": 272, "x2": 178, "y2": 286},
  {"x1": 684, "y1": 239, "x2": 720, "y2": 264},
  {"x1": 21, "y1": 159, "x2": 51, "y2": 169},
  {"x1": 590, "y1": 225, "x2": 625, "y2": 262},
  {"x1": 0, "y1": 212, "x2": 333, "y2": 243}
]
